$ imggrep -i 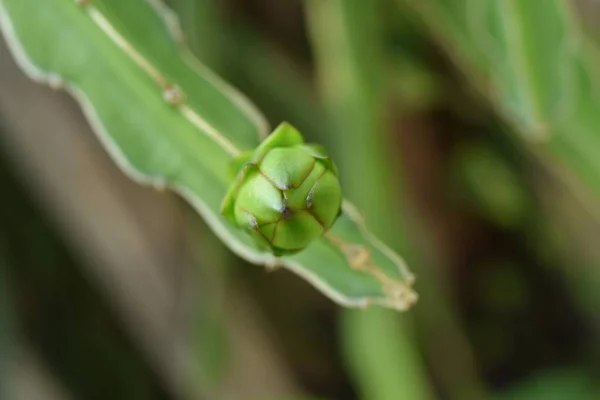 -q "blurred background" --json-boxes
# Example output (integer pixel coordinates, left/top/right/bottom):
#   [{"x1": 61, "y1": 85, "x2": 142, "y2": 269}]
[{"x1": 1, "y1": 0, "x2": 600, "y2": 399}]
